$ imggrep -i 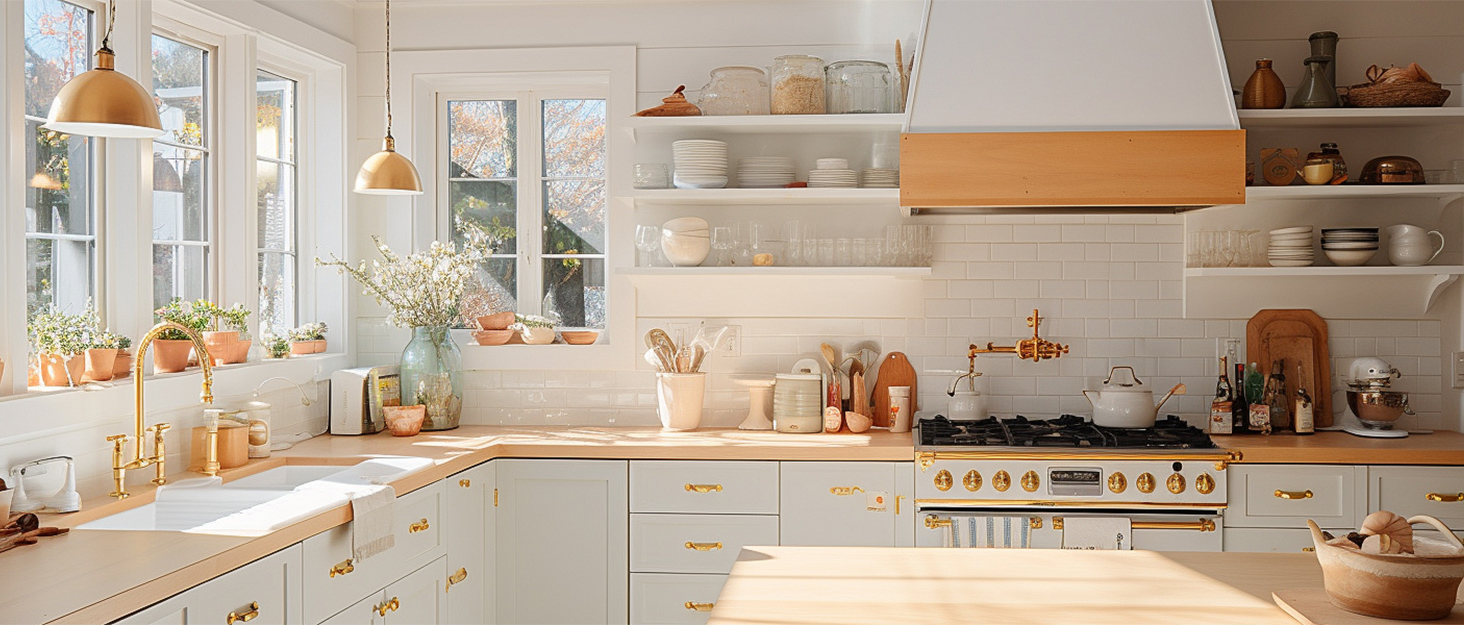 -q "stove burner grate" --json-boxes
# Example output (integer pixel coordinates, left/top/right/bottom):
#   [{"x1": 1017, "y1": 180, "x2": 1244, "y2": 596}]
[{"x1": 921, "y1": 414, "x2": 1216, "y2": 449}]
